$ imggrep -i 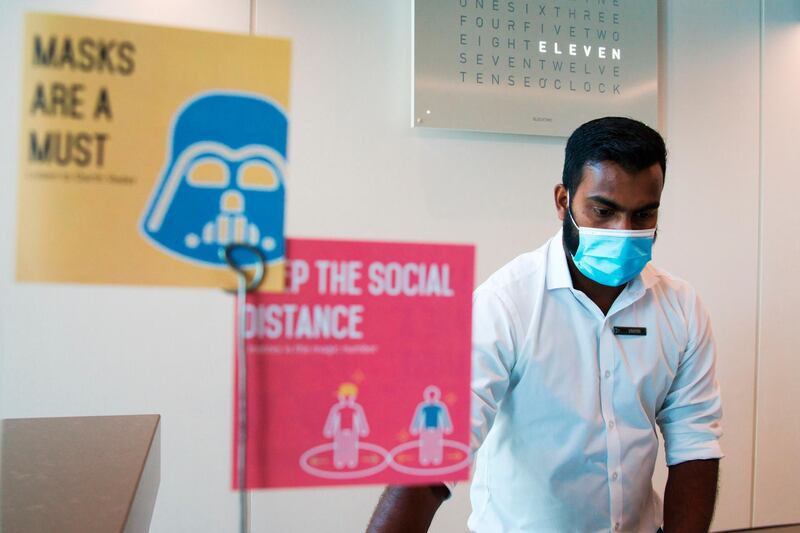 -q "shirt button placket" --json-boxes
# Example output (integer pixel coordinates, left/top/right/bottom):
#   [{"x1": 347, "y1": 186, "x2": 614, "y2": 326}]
[{"x1": 600, "y1": 321, "x2": 622, "y2": 533}]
